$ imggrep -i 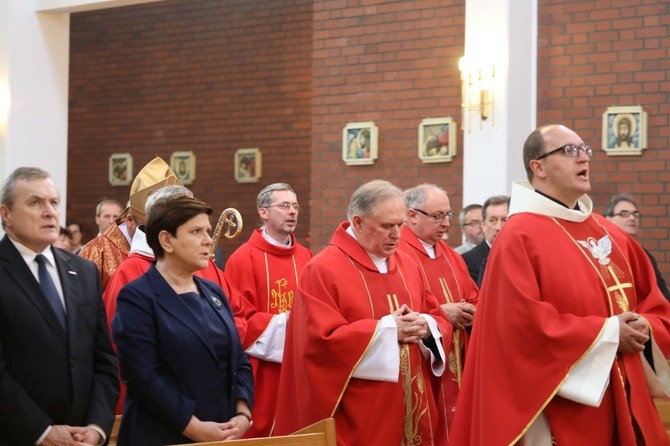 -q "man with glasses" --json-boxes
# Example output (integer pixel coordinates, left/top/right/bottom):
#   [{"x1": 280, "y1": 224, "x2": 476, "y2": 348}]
[
  {"x1": 224, "y1": 182, "x2": 312, "y2": 437},
  {"x1": 398, "y1": 184, "x2": 478, "y2": 440},
  {"x1": 455, "y1": 204, "x2": 484, "y2": 254},
  {"x1": 605, "y1": 193, "x2": 670, "y2": 301},
  {"x1": 461, "y1": 195, "x2": 509, "y2": 285},
  {"x1": 451, "y1": 124, "x2": 670, "y2": 445}
]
